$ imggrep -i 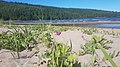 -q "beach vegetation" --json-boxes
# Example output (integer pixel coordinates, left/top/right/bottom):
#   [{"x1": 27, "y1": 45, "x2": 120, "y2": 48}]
[
  {"x1": 44, "y1": 42, "x2": 77, "y2": 67},
  {"x1": 81, "y1": 28, "x2": 98, "y2": 35},
  {"x1": 0, "y1": 26, "x2": 38, "y2": 58},
  {"x1": 80, "y1": 35, "x2": 117, "y2": 67}
]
